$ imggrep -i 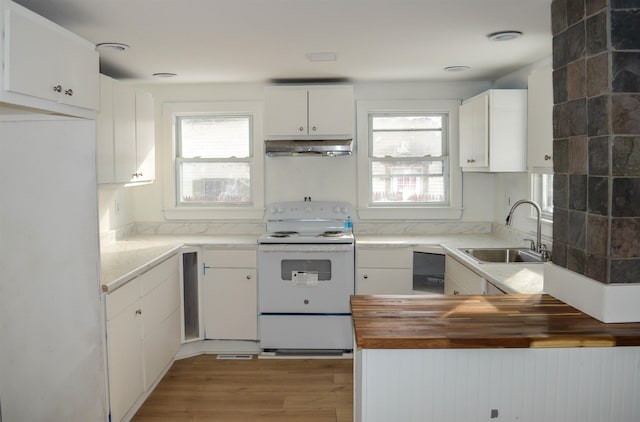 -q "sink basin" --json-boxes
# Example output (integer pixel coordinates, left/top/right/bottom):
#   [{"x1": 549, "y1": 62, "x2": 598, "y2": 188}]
[{"x1": 459, "y1": 247, "x2": 544, "y2": 263}]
